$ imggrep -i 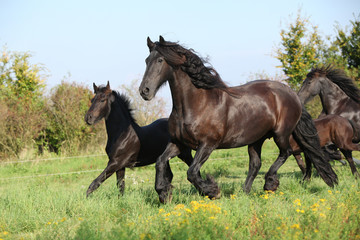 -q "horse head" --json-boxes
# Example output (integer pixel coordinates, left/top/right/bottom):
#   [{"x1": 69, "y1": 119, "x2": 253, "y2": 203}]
[{"x1": 85, "y1": 81, "x2": 115, "y2": 125}]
